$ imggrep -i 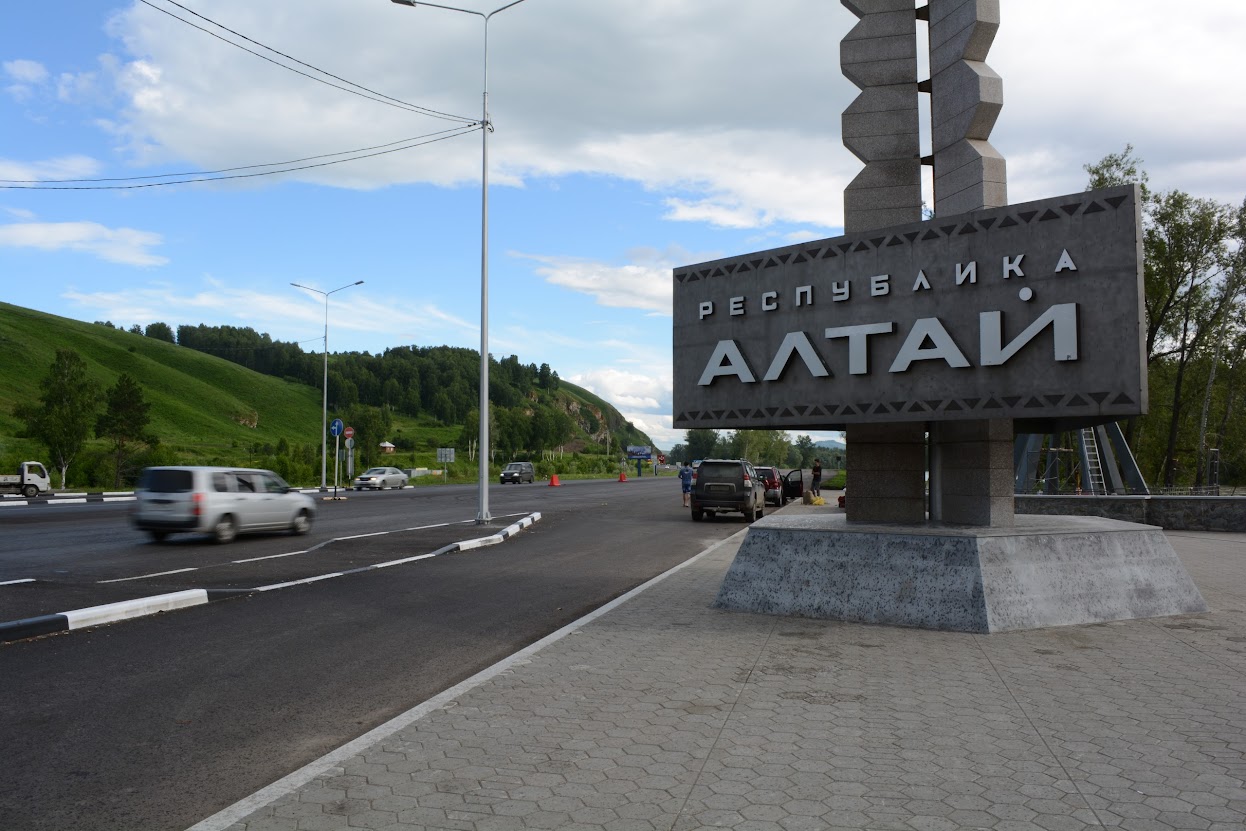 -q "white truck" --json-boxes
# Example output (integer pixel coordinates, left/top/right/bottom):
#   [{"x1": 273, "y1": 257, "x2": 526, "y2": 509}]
[{"x1": 0, "y1": 462, "x2": 51, "y2": 498}]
